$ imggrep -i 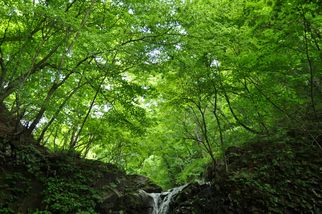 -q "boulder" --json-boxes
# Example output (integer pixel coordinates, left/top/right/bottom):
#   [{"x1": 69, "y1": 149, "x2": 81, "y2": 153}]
[{"x1": 126, "y1": 174, "x2": 162, "y2": 193}]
